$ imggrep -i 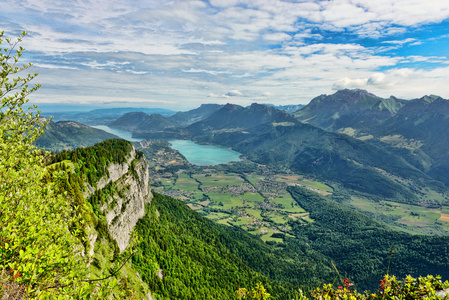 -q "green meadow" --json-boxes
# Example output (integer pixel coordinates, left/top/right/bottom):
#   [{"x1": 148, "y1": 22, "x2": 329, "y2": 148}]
[
  {"x1": 349, "y1": 196, "x2": 449, "y2": 235},
  {"x1": 151, "y1": 167, "x2": 338, "y2": 241}
]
